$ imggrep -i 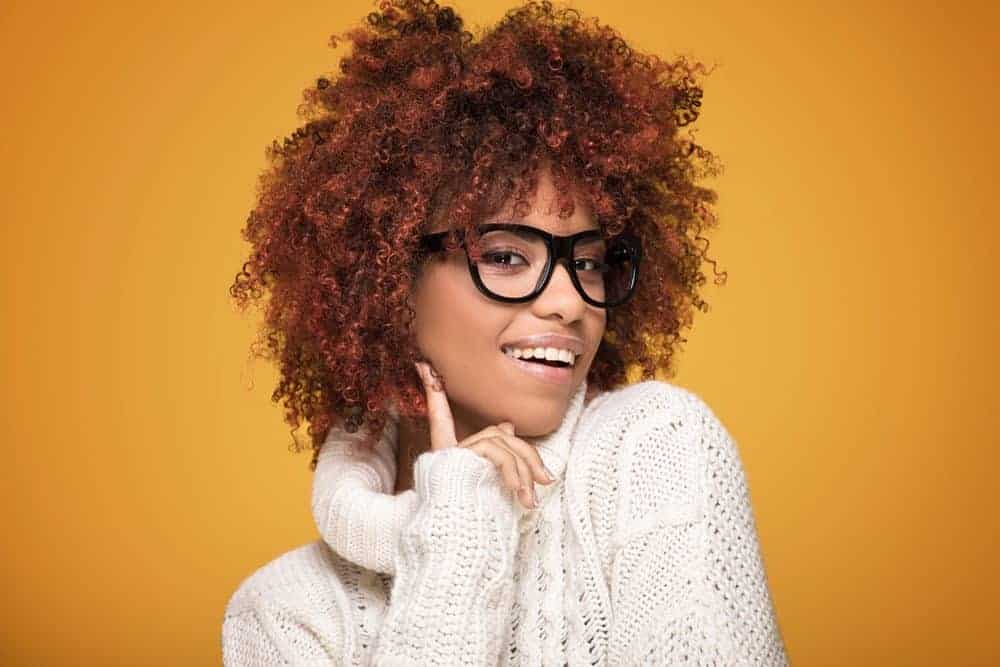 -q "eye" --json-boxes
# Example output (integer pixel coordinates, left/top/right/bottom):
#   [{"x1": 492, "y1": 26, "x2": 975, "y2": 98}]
[
  {"x1": 574, "y1": 257, "x2": 609, "y2": 273},
  {"x1": 483, "y1": 250, "x2": 528, "y2": 267}
]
